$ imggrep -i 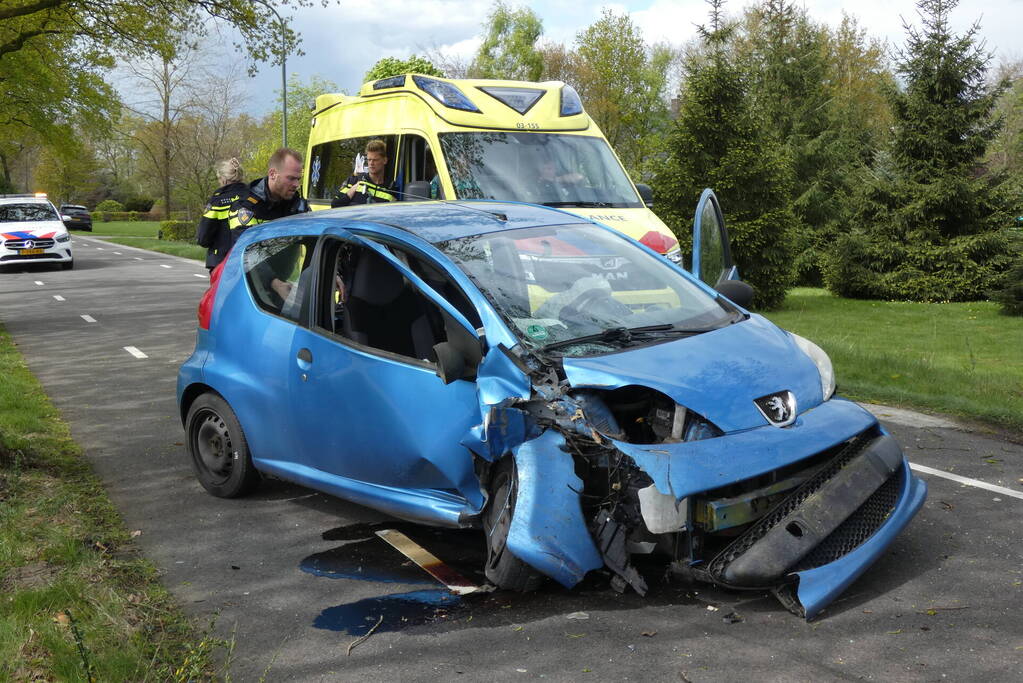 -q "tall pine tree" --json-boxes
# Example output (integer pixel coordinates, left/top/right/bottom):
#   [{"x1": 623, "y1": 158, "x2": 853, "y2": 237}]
[
  {"x1": 652, "y1": 0, "x2": 796, "y2": 309},
  {"x1": 825, "y1": 0, "x2": 1015, "y2": 301}
]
